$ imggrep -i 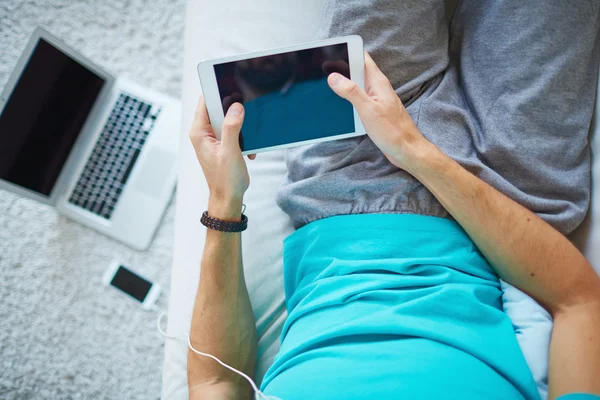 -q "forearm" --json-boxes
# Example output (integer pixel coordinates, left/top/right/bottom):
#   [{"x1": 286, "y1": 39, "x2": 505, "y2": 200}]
[
  {"x1": 406, "y1": 141, "x2": 600, "y2": 396},
  {"x1": 187, "y1": 196, "x2": 257, "y2": 399},
  {"x1": 406, "y1": 141, "x2": 600, "y2": 314},
  {"x1": 549, "y1": 301, "x2": 600, "y2": 397}
]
